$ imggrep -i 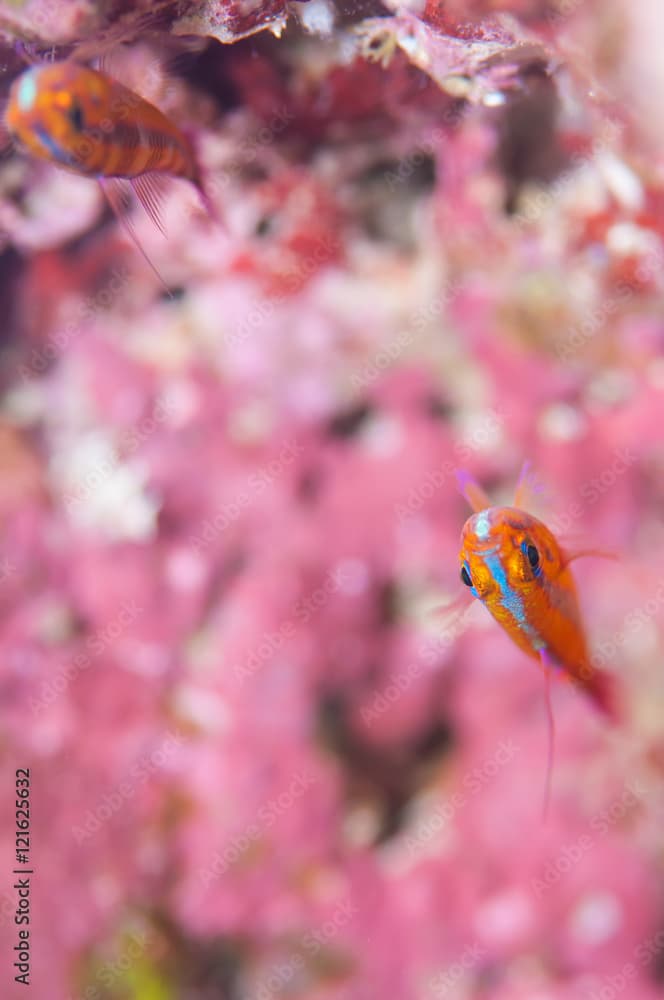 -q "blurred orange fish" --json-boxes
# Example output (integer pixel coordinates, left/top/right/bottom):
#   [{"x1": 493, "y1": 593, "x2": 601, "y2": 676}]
[
  {"x1": 456, "y1": 465, "x2": 620, "y2": 811},
  {"x1": 5, "y1": 60, "x2": 213, "y2": 283}
]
